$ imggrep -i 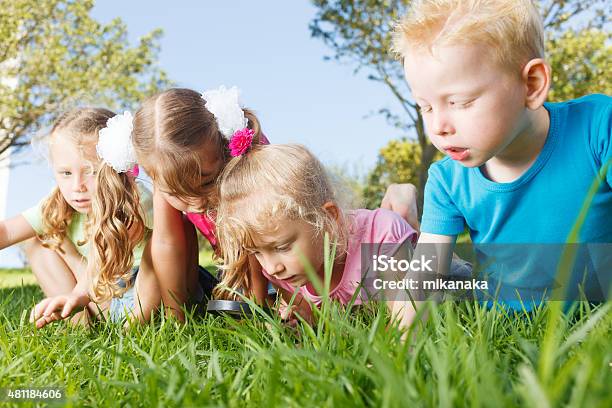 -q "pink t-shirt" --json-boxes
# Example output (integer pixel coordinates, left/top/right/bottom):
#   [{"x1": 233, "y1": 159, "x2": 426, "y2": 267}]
[
  {"x1": 186, "y1": 211, "x2": 217, "y2": 247},
  {"x1": 263, "y1": 208, "x2": 418, "y2": 307},
  {"x1": 186, "y1": 133, "x2": 270, "y2": 247}
]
